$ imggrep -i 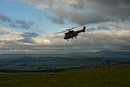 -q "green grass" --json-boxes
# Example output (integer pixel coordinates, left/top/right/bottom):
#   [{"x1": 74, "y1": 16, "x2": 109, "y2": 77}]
[{"x1": 0, "y1": 64, "x2": 130, "y2": 87}]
